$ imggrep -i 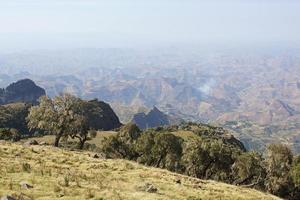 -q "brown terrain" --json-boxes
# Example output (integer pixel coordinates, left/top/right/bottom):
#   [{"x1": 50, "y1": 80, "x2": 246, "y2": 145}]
[{"x1": 1, "y1": 48, "x2": 300, "y2": 152}]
